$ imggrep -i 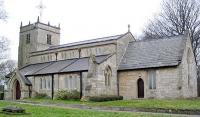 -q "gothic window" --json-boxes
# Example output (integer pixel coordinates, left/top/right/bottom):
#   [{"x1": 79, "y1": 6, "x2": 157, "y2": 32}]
[
  {"x1": 47, "y1": 55, "x2": 50, "y2": 61},
  {"x1": 50, "y1": 55, "x2": 52, "y2": 61},
  {"x1": 187, "y1": 48, "x2": 192, "y2": 86},
  {"x1": 69, "y1": 75, "x2": 72, "y2": 90},
  {"x1": 44, "y1": 78, "x2": 46, "y2": 89},
  {"x1": 104, "y1": 65, "x2": 112, "y2": 86},
  {"x1": 148, "y1": 70, "x2": 156, "y2": 89},
  {"x1": 65, "y1": 77, "x2": 68, "y2": 89},
  {"x1": 26, "y1": 34, "x2": 30, "y2": 44},
  {"x1": 48, "y1": 79, "x2": 51, "y2": 89},
  {"x1": 47, "y1": 34, "x2": 52, "y2": 45},
  {"x1": 40, "y1": 78, "x2": 42, "y2": 89}
]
